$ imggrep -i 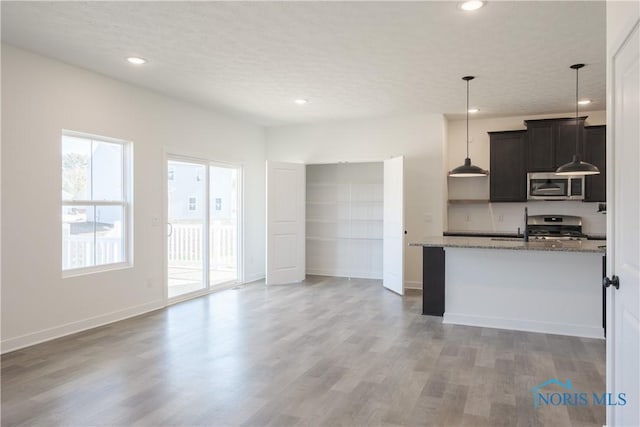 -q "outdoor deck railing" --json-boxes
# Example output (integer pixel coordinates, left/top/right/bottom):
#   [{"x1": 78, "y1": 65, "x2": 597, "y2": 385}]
[
  {"x1": 62, "y1": 221, "x2": 236, "y2": 270},
  {"x1": 168, "y1": 221, "x2": 237, "y2": 268}
]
